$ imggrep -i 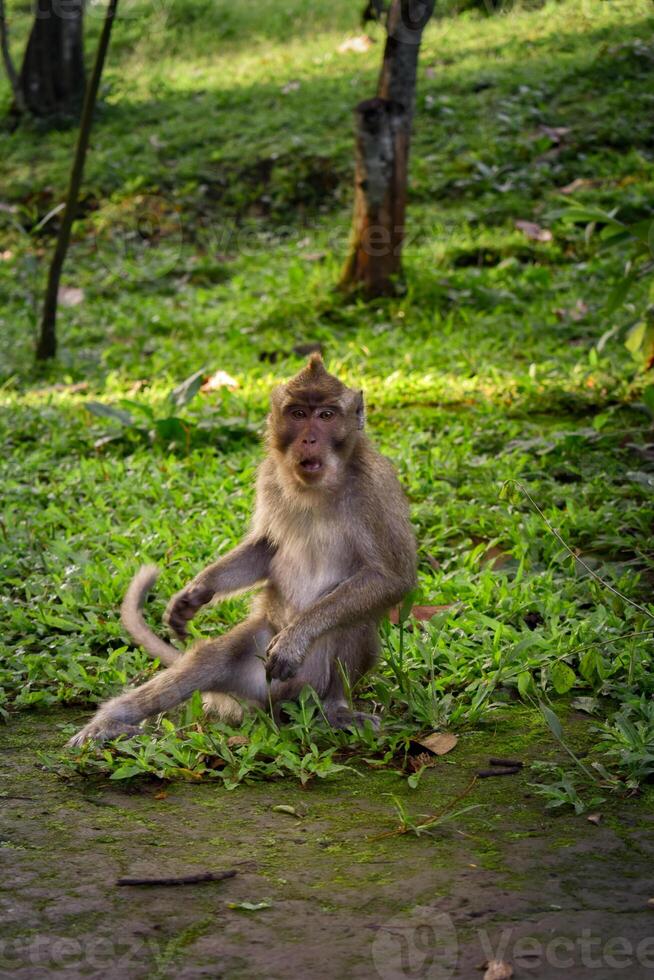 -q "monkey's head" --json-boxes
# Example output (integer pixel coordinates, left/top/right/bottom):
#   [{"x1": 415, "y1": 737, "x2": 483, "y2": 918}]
[{"x1": 268, "y1": 354, "x2": 364, "y2": 490}]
